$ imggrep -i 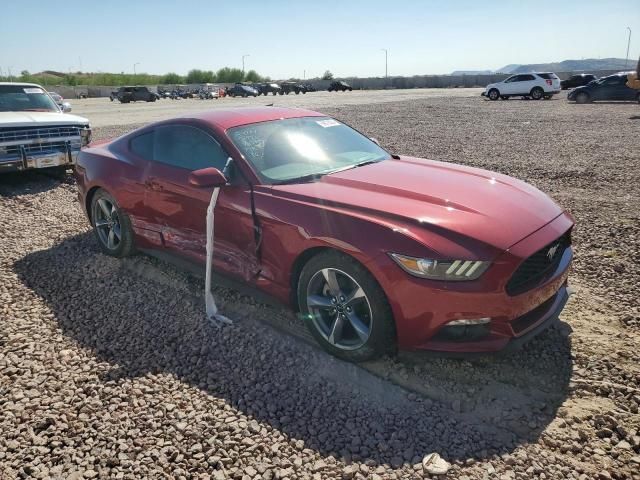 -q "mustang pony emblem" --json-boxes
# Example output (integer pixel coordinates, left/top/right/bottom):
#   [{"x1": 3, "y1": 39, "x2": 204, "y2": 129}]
[{"x1": 547, "y1": 244, "x2": 560, "y2": 261}]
